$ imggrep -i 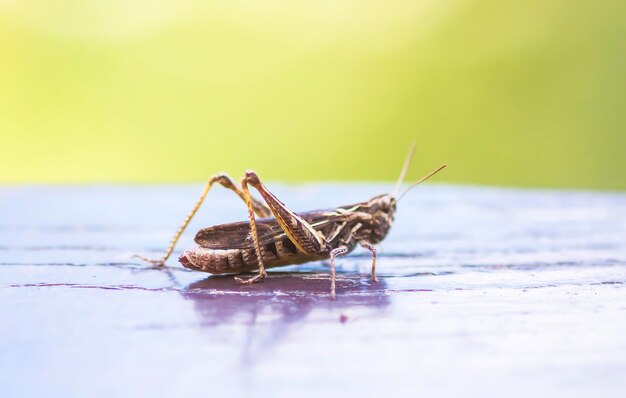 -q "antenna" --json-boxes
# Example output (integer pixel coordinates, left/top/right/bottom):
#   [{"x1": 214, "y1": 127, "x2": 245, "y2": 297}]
[
  {"x1": 393, "y1": 142, "x2": 417, "y2": 198},
  {"x1": 397, "y1": 164, "x2": 447, "y2": 201}
]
